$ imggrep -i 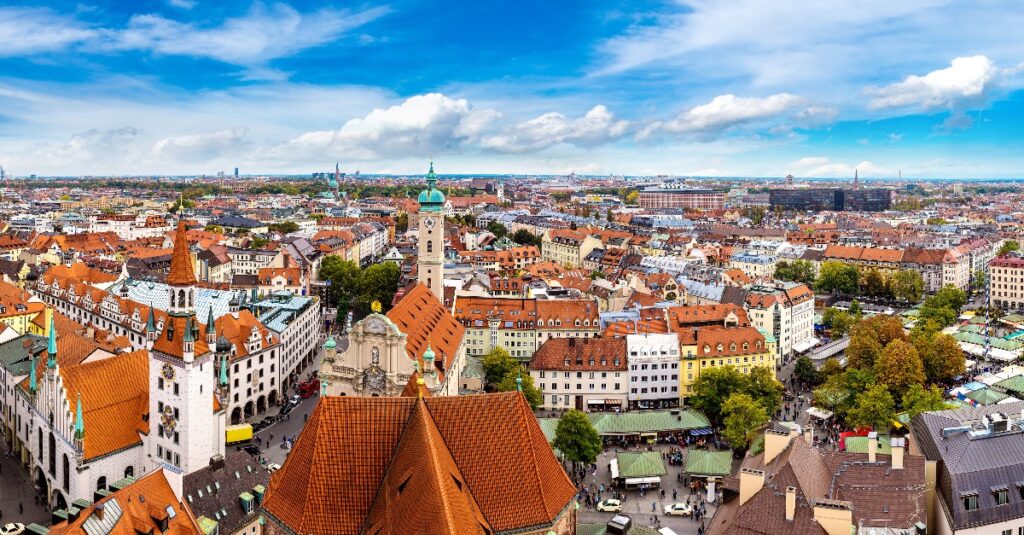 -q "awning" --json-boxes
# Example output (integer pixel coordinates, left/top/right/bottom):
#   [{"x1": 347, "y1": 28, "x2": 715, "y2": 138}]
[
  {"x1": 610, "y1": 459, "x2": 619, "y2": 480},
  {"x1": 624, "y1": 477, "x2": 662, "y2": 485},
  {"x1": 793, "y1": 337, "x2": 820, "y2": 353},
  {"x1": 690, "y1": 428, "x2": 714, "y2": 436},
  {"x1": 805, "y1": 407, "x2": 833, "y2": 420}
]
